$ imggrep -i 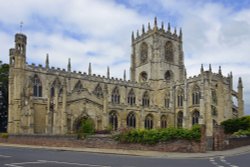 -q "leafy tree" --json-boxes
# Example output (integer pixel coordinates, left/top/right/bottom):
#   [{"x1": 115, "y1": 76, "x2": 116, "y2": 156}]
[
  {"x1": 221, "y1": 116, "x2": 250, "y2": 134},
  {"x1": 0, "y1": 62, "x2": 9, "y2": 132}
]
